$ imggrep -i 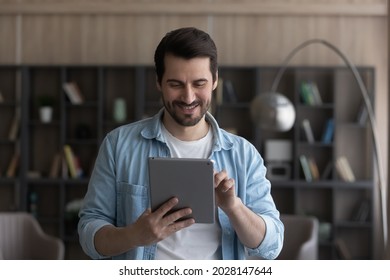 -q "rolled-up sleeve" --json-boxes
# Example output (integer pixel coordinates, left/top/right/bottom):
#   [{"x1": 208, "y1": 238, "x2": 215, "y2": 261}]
[
  {"x1": 246, "y1": 214, "x2": 284, "y2": 259},
  {"x1": 241, "y1": 142, "x2": 284, "y2": 259},
  {"x1": 78, "y1": 135, "x2": 117, "y2": 259}
]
